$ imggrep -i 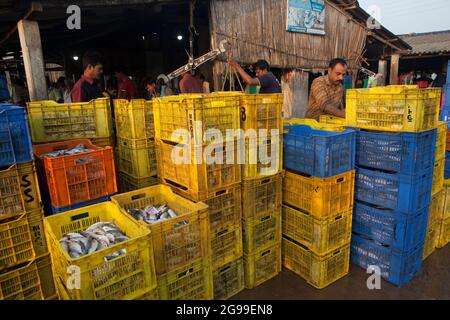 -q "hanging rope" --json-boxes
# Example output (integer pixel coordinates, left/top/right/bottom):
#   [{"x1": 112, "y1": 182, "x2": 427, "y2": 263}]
[{"x1": 221, "y1": 36, "x2": 244, "y2": 92}]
